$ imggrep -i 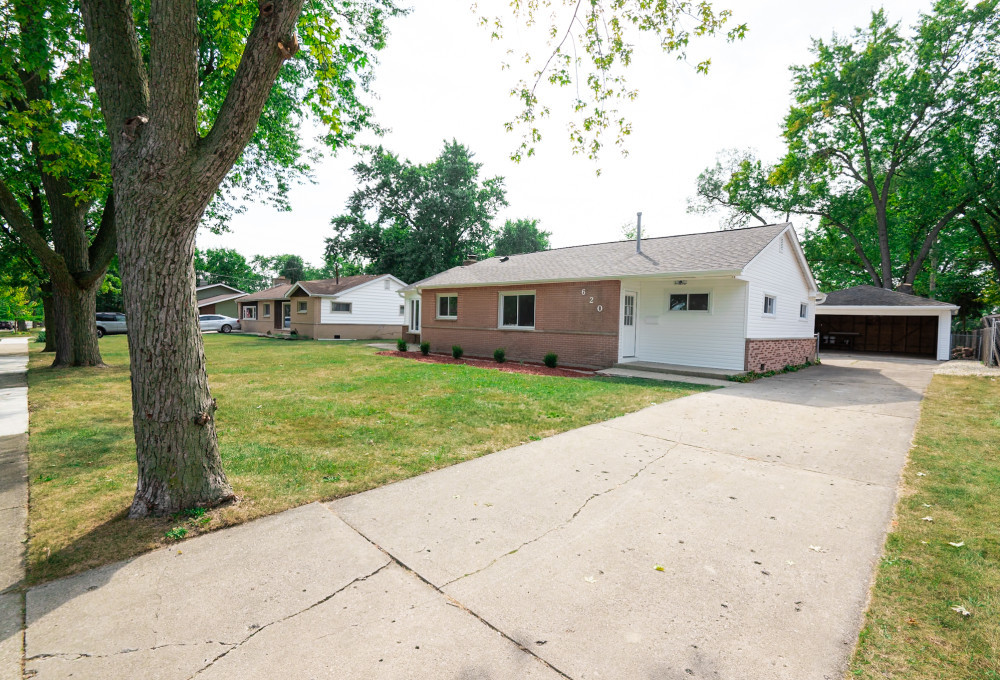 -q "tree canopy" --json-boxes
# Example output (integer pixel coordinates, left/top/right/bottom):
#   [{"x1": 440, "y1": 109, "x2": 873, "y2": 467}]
[
  {"x1": 326, "y1": 140, "x2": 508, "y2": 283},
  {"x1": 493, "y1": 218, "x2": 551, "y2": 256},
  {"x1": 690, "y1": 2, "x2": 1000, "y2": 297},
  {"x1": 195, "y1": 248, "x2": 269, "y2": 291}
]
